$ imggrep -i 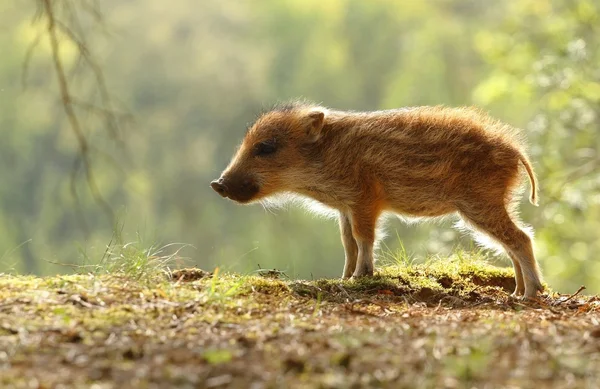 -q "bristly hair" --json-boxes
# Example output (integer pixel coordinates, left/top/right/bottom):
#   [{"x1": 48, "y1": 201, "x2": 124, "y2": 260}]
[
  {"x1": 246, "y1": 99, "x2": 319, "y2": 134},
  {"x1": 270, "y1": 98, "x2": 317, "y2": 113}
]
